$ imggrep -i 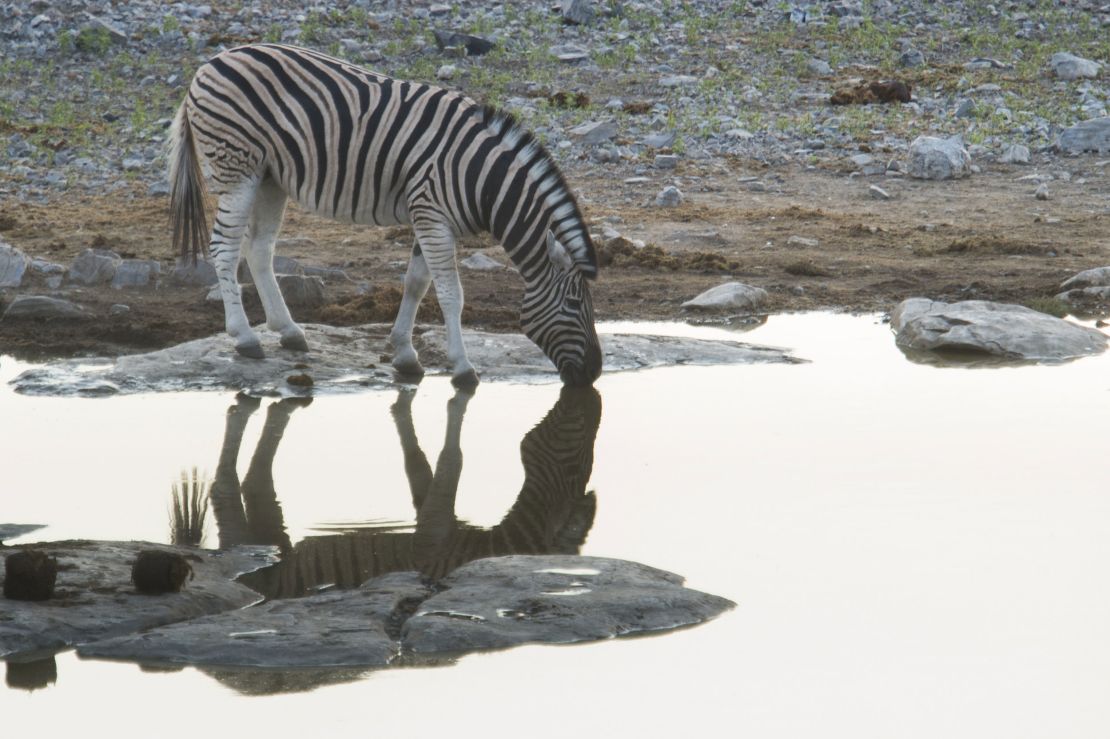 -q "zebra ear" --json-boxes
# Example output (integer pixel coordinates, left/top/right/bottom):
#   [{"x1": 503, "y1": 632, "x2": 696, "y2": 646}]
[{"x1": 546, "y1": 231, "x2": 574, "y2": 273}]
